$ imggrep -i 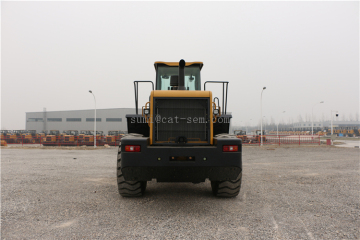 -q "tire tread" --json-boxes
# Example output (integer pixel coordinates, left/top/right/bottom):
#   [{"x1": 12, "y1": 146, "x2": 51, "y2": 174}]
[
  {"x1": 211, "y1": 172, "x2": 242, "y2": 198},
  {"x1": 117, "y1": 147, "x2": 146, "y2": 197}
]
